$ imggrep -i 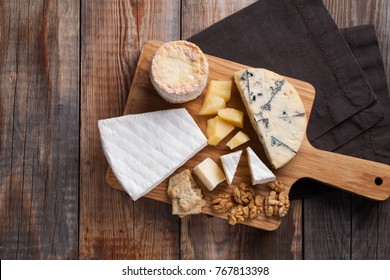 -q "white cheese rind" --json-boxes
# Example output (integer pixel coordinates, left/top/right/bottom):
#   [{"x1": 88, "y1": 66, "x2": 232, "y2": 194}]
[
  {"x1": 220, "y1": 150, "x2": 242, "y2": 185},
  {"x1": 98, "y1": 108, "x2": 207, "y2": 201},
  {"x1": 234, "y1": 68, "x2": 307, "y2": 169},
  {"x1": 246, "y1": 147, "x2": 276, "y2": 185}
]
